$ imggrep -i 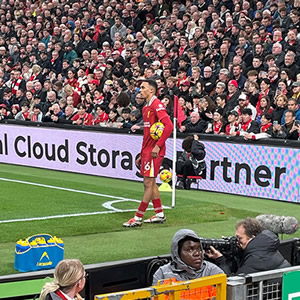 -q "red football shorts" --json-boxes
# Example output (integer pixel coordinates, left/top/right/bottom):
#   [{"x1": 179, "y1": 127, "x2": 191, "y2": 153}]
[{"x1": 140, "y1": 153, "x2": 163, "y2": 178}]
